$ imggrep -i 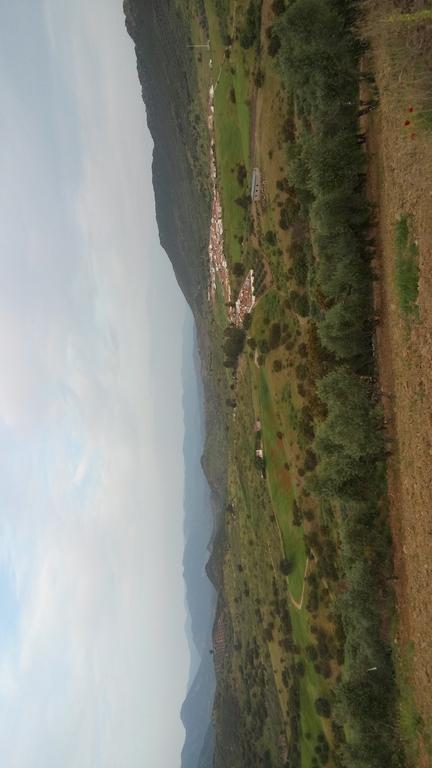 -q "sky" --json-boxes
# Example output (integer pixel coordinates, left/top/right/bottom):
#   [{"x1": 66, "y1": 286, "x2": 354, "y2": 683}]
[{"x1": 0, "y1": 1, "x2": 192, "y2": 765}]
